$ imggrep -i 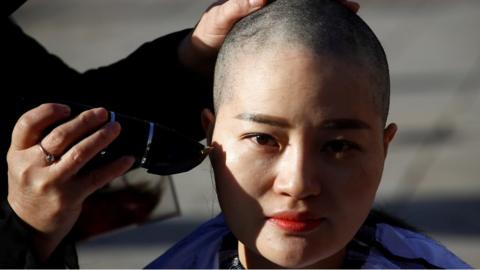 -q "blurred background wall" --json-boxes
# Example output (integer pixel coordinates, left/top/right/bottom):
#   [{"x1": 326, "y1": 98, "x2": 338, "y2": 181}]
[{"x1": 12, "y1": 0, "x2": 480, "y2": 267}]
